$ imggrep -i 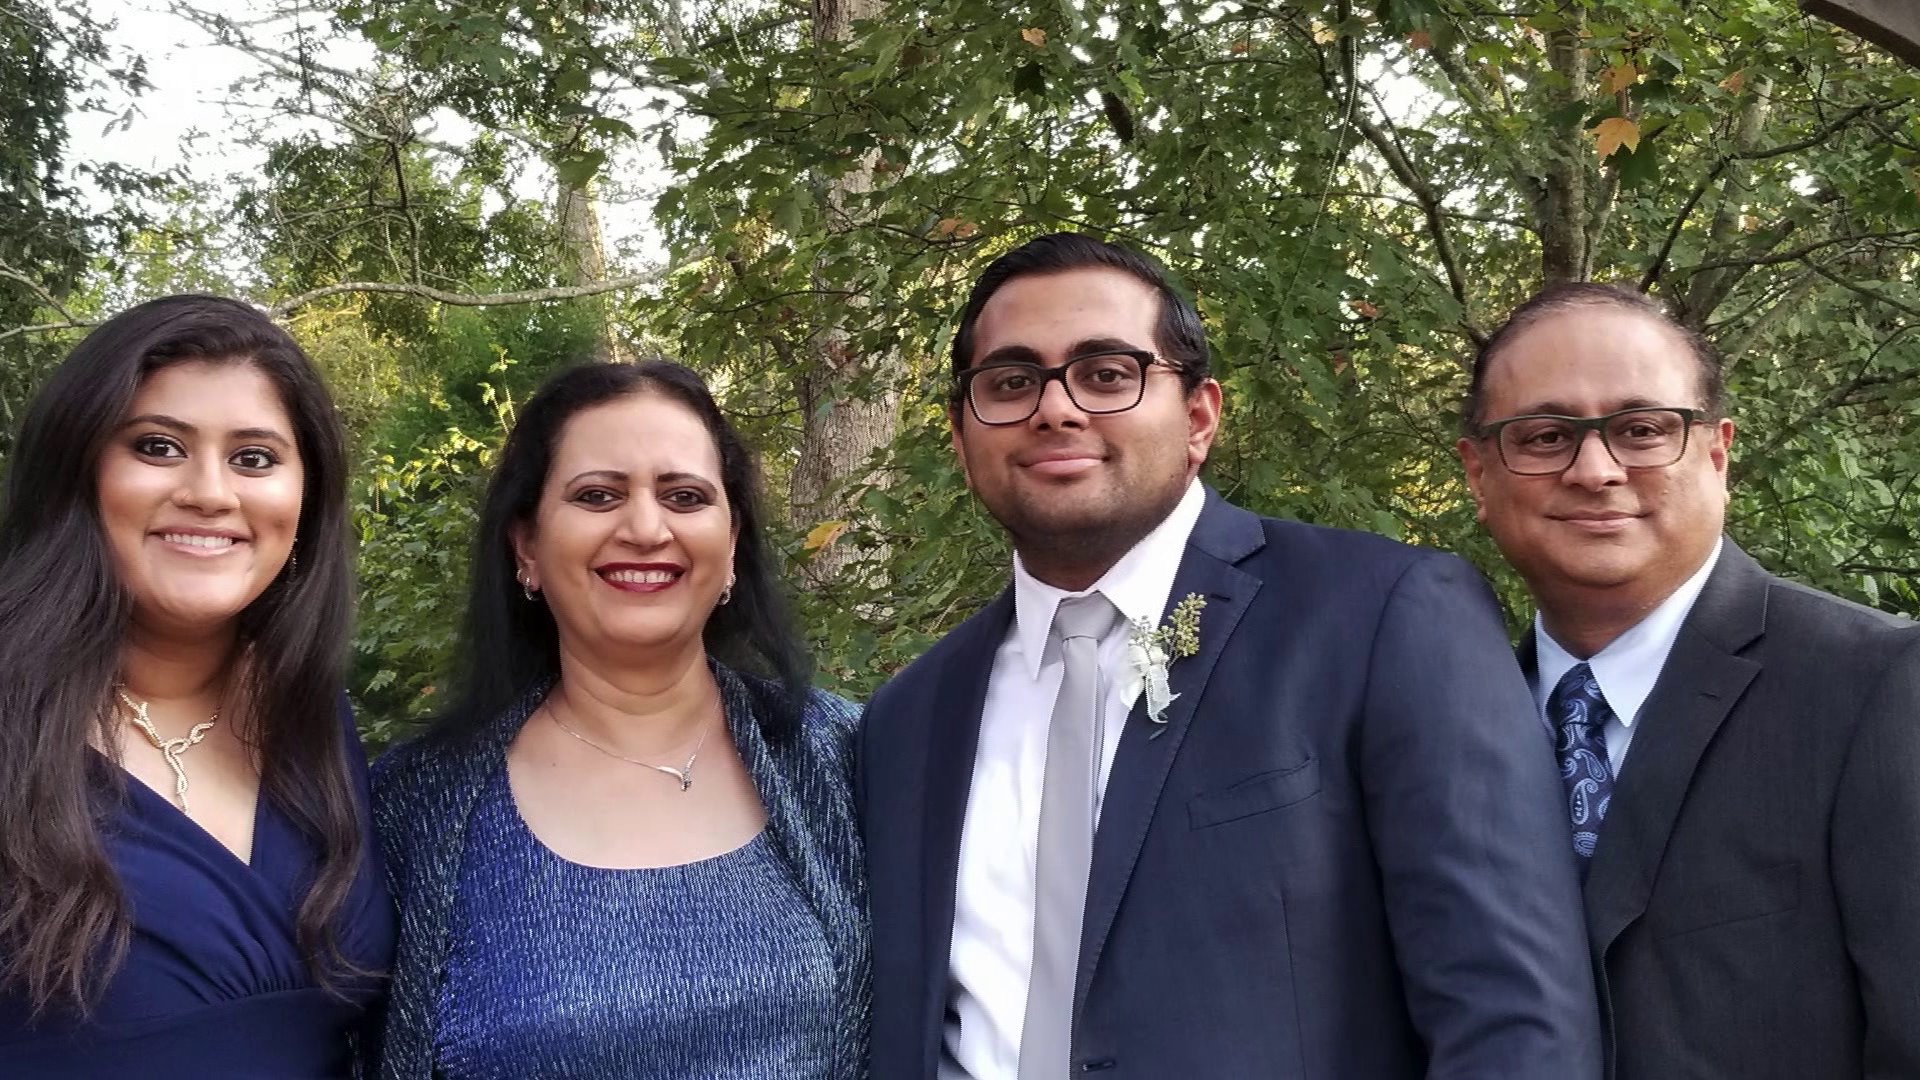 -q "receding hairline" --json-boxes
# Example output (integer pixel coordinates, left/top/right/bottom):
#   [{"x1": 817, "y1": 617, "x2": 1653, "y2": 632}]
[{"x1": 1473, "y1": 294, "x2": 1719, "y2": 424}]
